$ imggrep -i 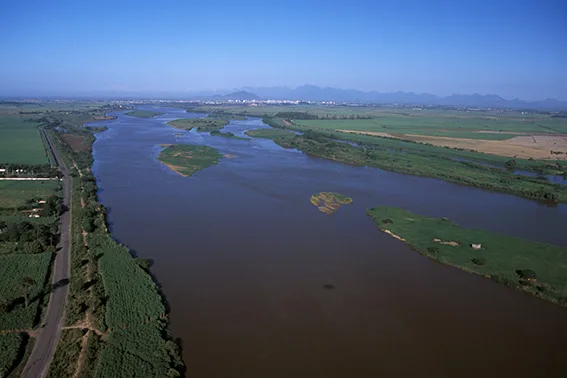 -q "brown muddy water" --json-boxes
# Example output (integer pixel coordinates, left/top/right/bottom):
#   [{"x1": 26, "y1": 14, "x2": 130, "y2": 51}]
[{"x1": 91, "y1": 107, "x2": 567, "y2": 378}]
